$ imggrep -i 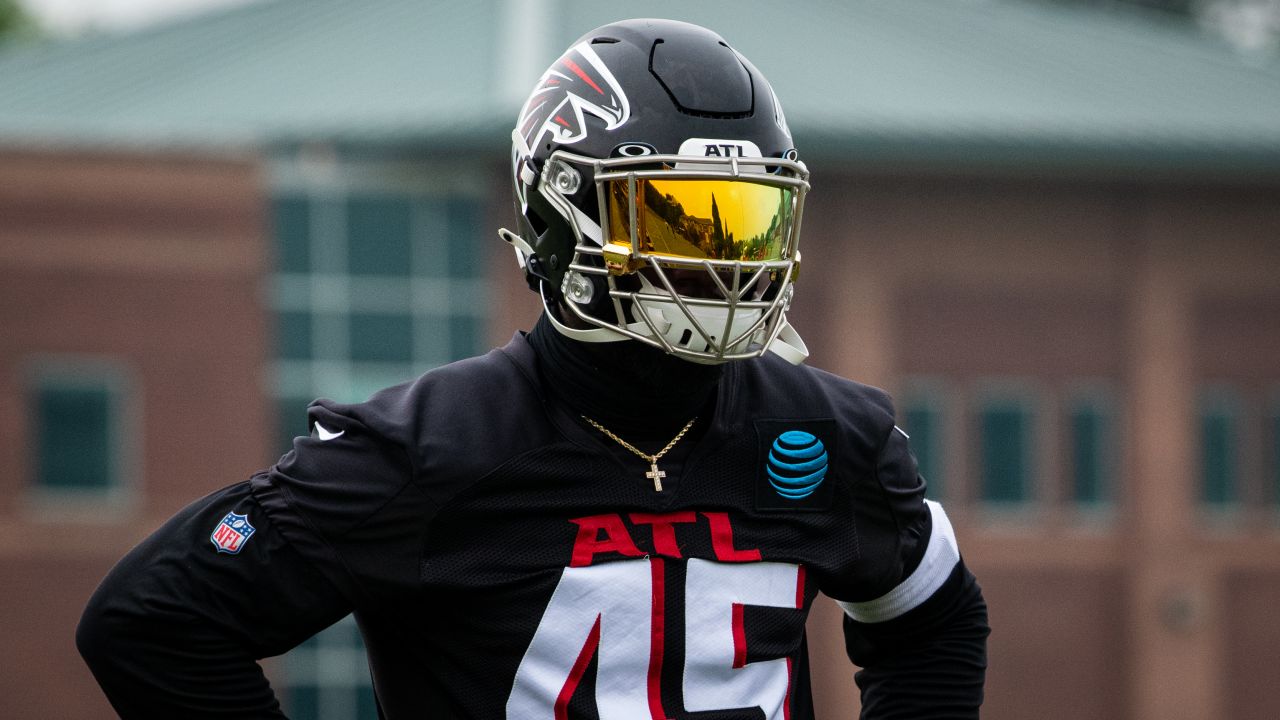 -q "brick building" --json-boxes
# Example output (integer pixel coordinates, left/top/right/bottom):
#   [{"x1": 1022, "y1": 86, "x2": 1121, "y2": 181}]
[{"x1": 1, "y1": 1, "x2": 1279, "y2": 718}]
